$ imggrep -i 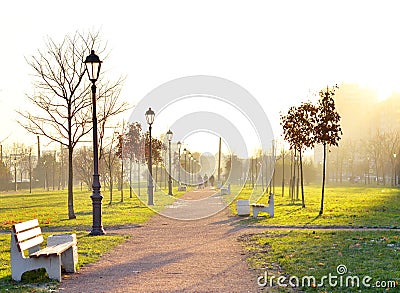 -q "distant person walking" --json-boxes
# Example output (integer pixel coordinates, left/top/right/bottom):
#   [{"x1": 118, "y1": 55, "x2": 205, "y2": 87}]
[
  {"x1": 209, "y1": 175, "x2": 215, "y2": 187},
  {"x1": 203, "y1": 174, "x2": 209, "y2": 187},
  {"x1": 198, "y1": 174, "x2": 204, "y2": 189}
]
